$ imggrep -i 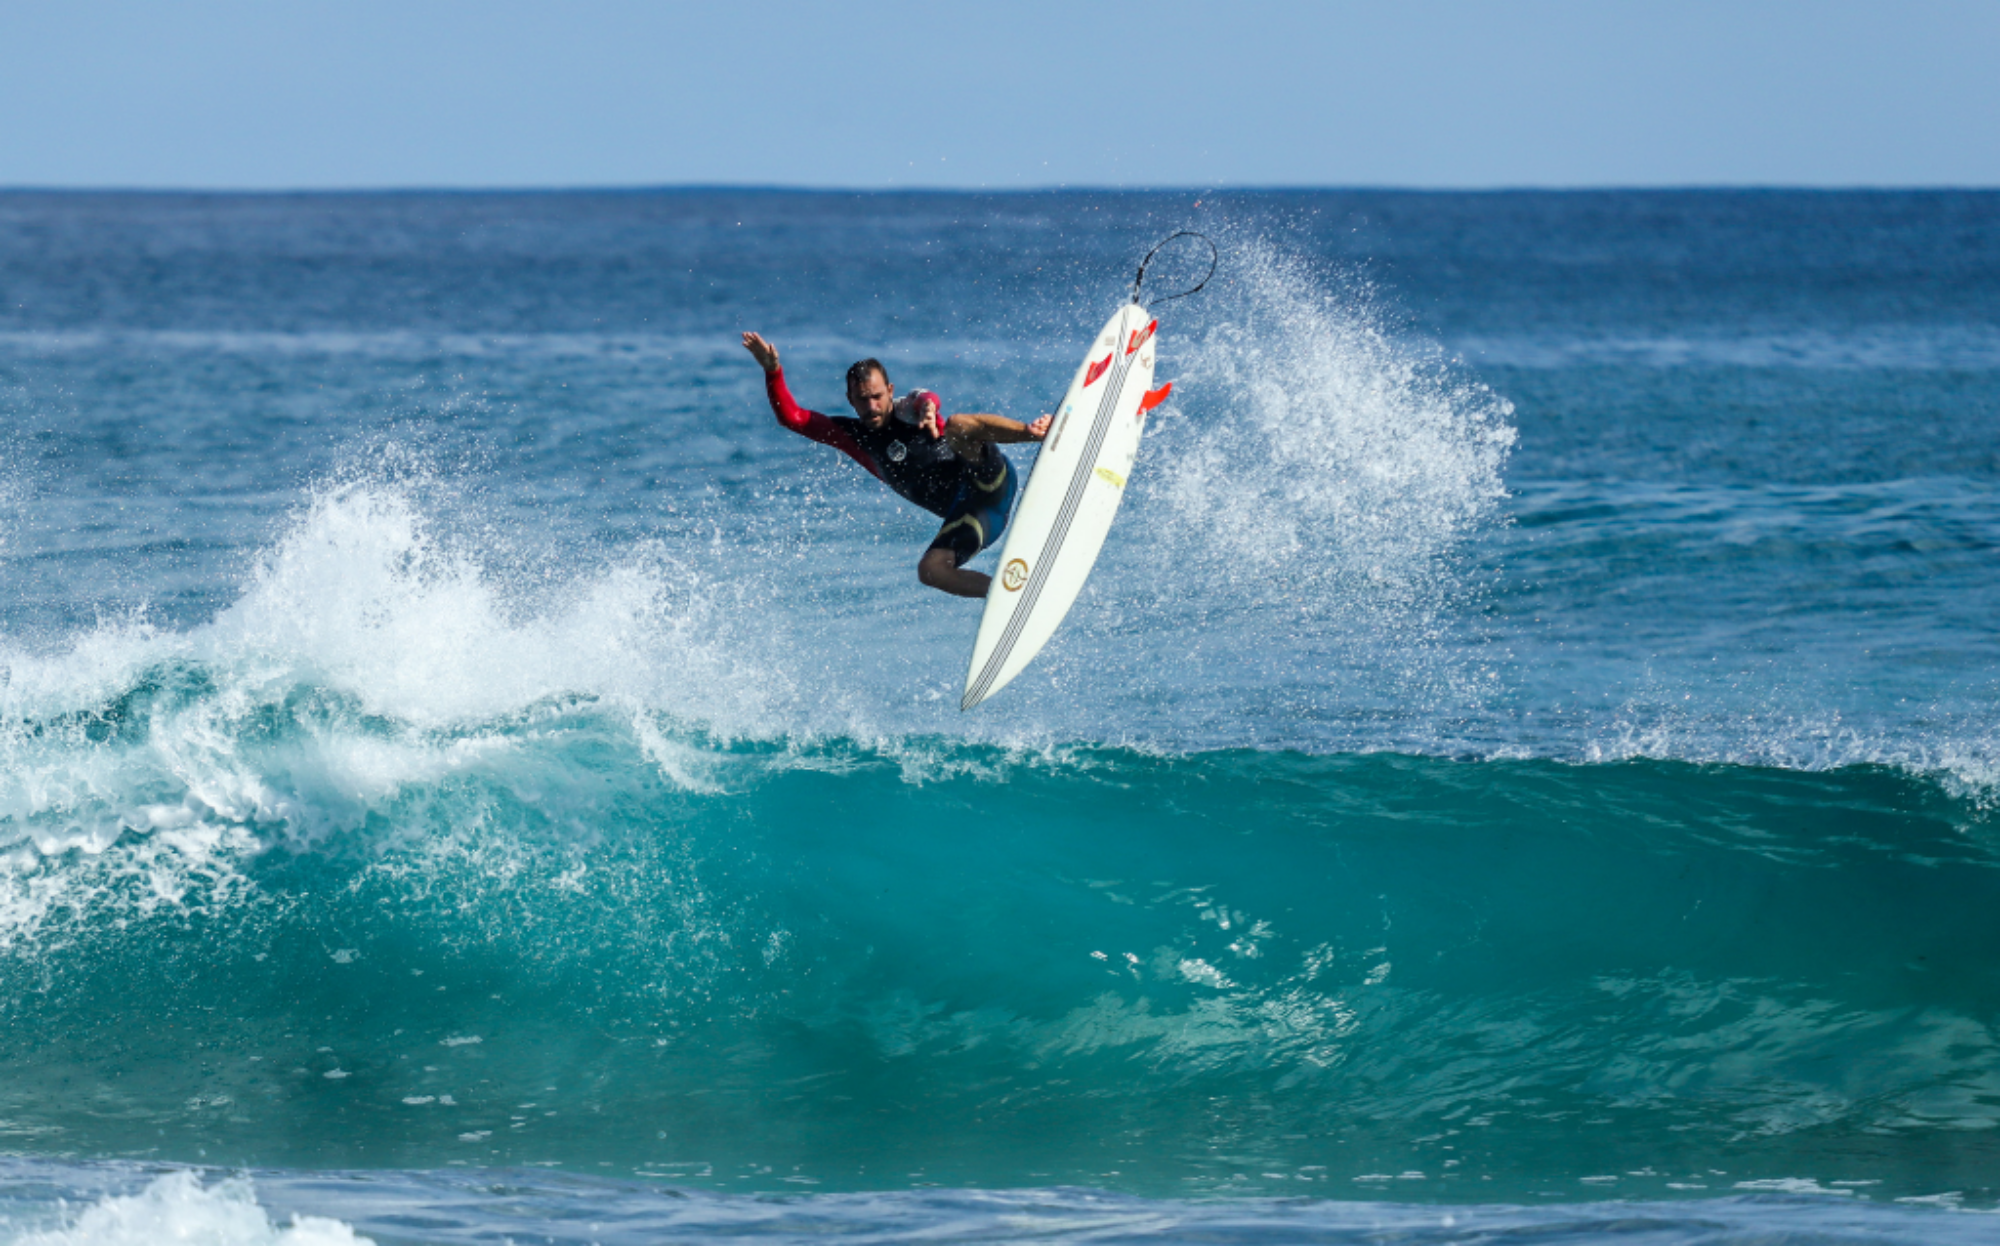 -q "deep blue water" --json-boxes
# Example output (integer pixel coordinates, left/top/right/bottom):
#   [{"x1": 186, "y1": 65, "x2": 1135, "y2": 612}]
[{"x1": 1, "y1": 189, "x2": 1997, "y2": 1243}]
